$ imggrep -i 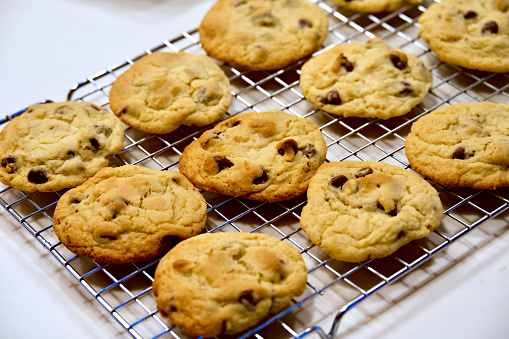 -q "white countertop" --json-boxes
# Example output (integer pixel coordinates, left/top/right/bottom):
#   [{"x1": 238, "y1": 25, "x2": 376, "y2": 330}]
[{"x1": 1, "y1": 1, "x2": 508, "y2": 338}]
